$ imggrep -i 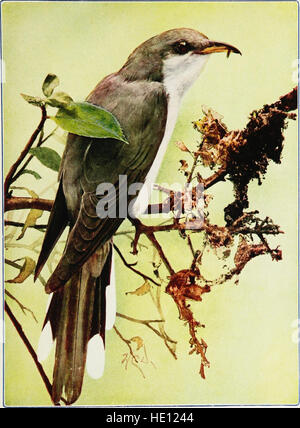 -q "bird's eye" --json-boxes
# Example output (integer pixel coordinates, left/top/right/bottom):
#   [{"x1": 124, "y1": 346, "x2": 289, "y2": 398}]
[{"x1": 173, "y1": 40, "x2": 191, "y2": 55}]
